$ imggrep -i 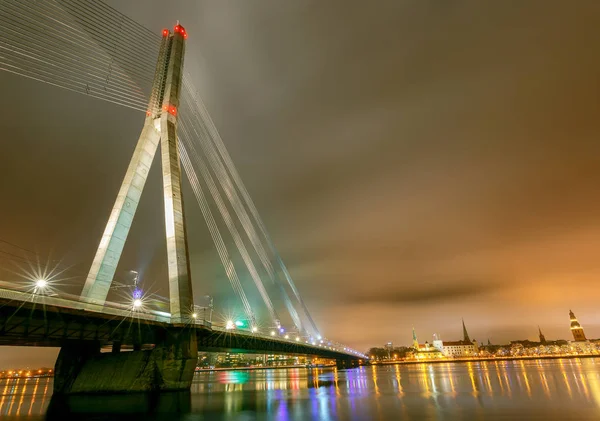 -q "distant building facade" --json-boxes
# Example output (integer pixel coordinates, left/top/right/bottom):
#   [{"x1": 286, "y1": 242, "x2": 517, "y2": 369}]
[{"x1": 433, "y1": 320, "x2": 479, "y2": 358}]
